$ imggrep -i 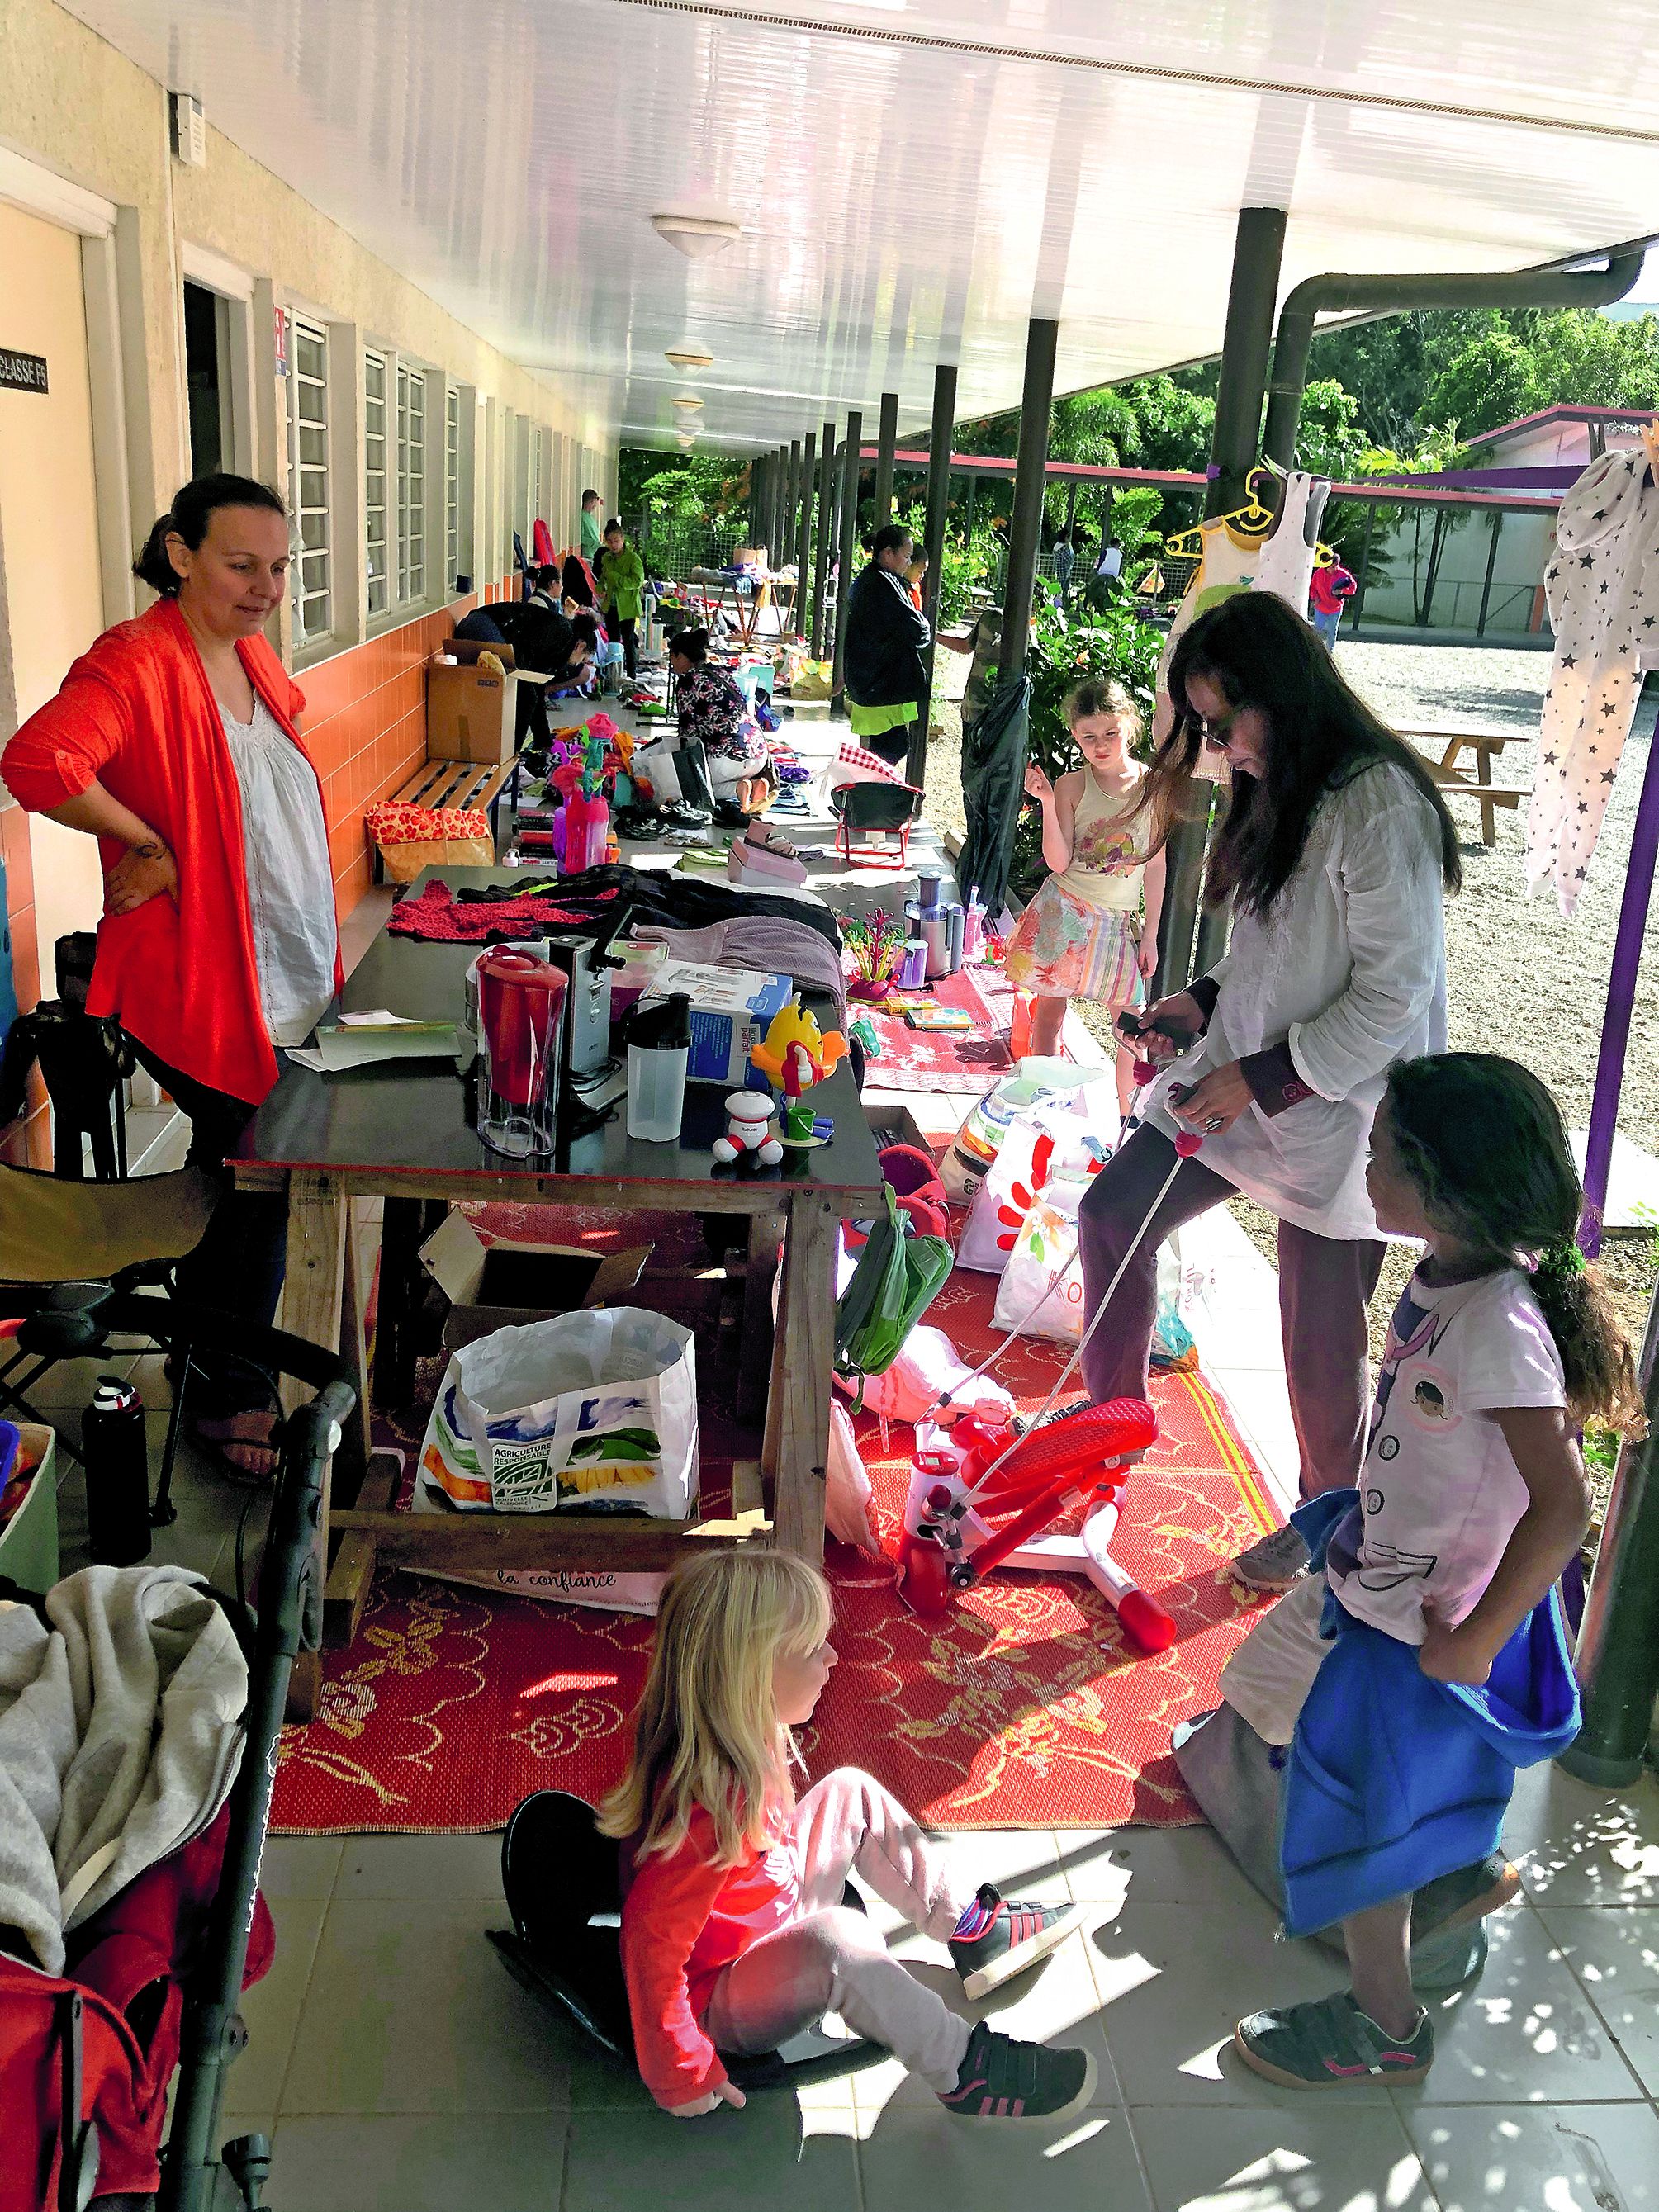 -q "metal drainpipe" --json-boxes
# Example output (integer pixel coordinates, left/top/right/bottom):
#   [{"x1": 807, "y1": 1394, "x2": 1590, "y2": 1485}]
[
  {"x1": 1000, "y1": 319, "x2": 1059, "y2": 685},
  {"x1": 812, "y1": 419, "x2": 836, "y2": 657},
  {"x1": 913, "y1": 362, "x2": 960, "y2": 785},
  {"x1": 874, "y1": 391, "x2": 900, "y2": 532},
  {"x1": 794, "y1": 430, "x2": 816, "y2": 635},
  {"x1": 1559, "y1": 1270, "x2": 1659, "y2": 1786},
  {"x1": 1262, "y1": 253, "x2": 1644, "y2": 471},
  {"x1": 831, "y1": 410, "x2": 863, "y2": 700},
  {"x1": 1158, "y1": 208, "x2": 1288, "y2": 997}
]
